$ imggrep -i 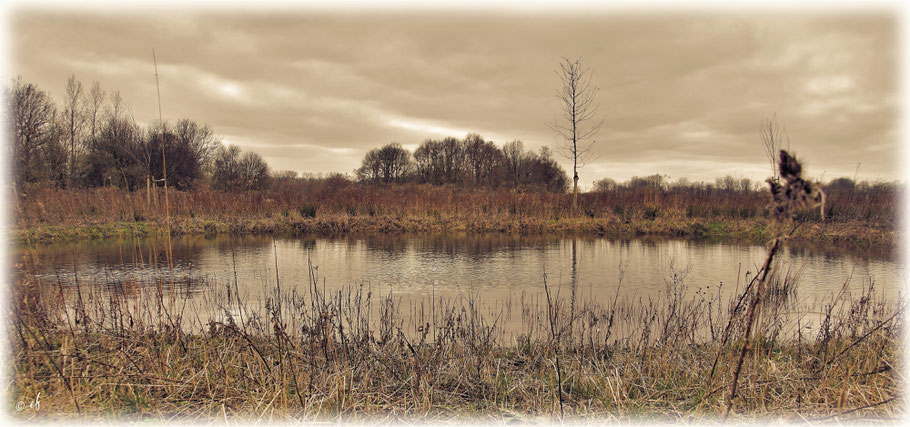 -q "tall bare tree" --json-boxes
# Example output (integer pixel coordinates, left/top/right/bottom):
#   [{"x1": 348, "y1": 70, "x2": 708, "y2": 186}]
[
  {"x1": 502, "y1": 140, "x2": 525, "y2": 185},
  {"x1": 109, "y1": 90, "x2": 124, "y2": 122},
  {"x1": 86, "y1": 81, "x2": 105, "y2": 147},
  {"x1": 760, "y1": 114, "x2": 789, "y2": 182},
  {"x1": 63, "y1": 75, "x2": 85, "y2": 187},
  {"x1": 550, "y1": 57, "x2": 604, "y2": 211}
]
